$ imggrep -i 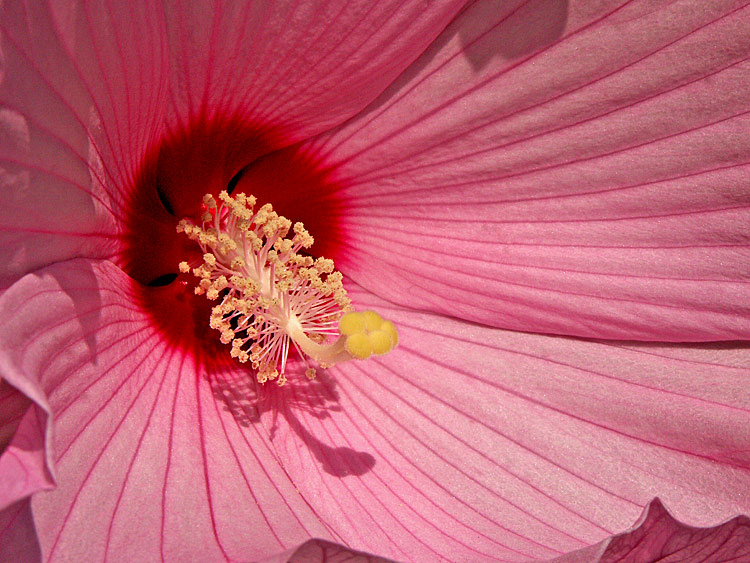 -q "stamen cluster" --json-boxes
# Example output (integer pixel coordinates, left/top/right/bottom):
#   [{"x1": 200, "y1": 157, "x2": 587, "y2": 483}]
[{"x1": 177, "y1": 191, "x2": 353, "y2": 385}]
